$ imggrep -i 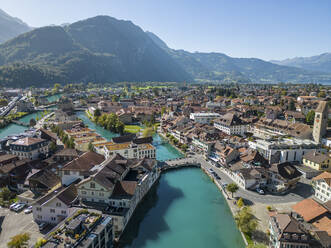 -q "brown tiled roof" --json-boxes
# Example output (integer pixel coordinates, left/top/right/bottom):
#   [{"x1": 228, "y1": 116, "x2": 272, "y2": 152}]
[
  {"x1": 35, "y1": 184, "x2": 77, "y2": 206},
  {"x1": 313, "y1": 216, "x2": 331, "y2": 236},
  {"x1": 12, "y1": 137, "x2": 45, "y2": 146},
  {"x1": 292, "y1": 198, "x2": 328, "y2": 222},
  {"x1": 54, "y1": 148, "x2": 79, "y2": 157},
  {"x1": 312, "y1": 171, "x2": 331, "y2": 187},
  {"x1": 61, "y1": 151, "x2": 104, "y2": 171},
  {"x1": 28, "y1": 169, "x2": 60, "y2": 189},
  {"x1": 0, "y1": 154, "x2": 17, "y2": 164},
  {"x1": 303, "y1": 151, "x2": 330, "y2": 164},
  {"x1": 111, "y1": 181, "x2": 137, "y2": 198}
]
